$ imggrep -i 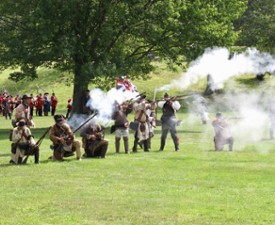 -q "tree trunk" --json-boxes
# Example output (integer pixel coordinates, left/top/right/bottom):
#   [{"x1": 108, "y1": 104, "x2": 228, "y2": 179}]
[{"x1": 71, "y1": 62, "x2": 89, "y2": 115}]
